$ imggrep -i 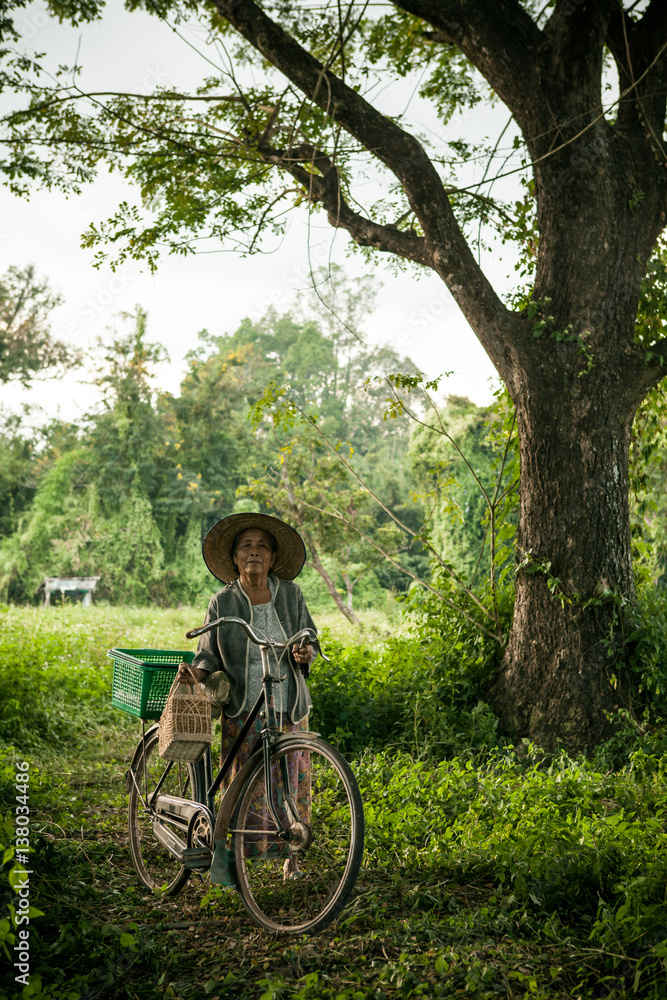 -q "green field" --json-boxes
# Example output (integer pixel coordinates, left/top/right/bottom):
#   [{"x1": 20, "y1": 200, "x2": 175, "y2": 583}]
[{"x1": 1, "y1": 605, "x2": 666, "y2": 1000}]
